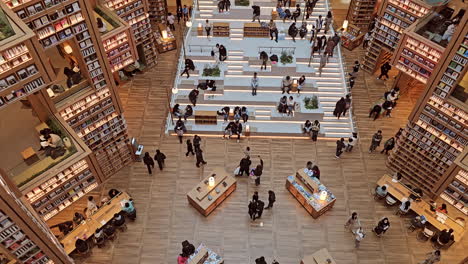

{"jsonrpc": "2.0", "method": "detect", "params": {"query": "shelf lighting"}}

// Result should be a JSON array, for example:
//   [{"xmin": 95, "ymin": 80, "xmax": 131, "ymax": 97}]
[
  {"xmin": 208, "ymin": 176, "xmax": 215, "ymax": 187},
  {"xmin": 186, "ymin": 21, "xmax": 192, "ymax": 28},
  {"xmin": 63, "ymin": 43, "xmax": 73, "ymax": 54},
  {"xmin": 161, "ymin": 30, "xmax": 168, "ymax": 39},
  {"xmin": 319, "ymin": 191, "xmax": 327, "ymax": 201},
  {"xmin": 342, "ymin": 20, "xmax": 349, "ymax": 30},
  {"xmin": 172, "ymin": 87, "xmax": 178, "ymax": 94}
]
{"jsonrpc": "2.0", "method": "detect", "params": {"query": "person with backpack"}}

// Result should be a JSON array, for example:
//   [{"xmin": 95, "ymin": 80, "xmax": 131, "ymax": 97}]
[
  {"xmin": 252, "ymin": 5, "xmax": 261, "ymax": 23},
  {"xmin": 288, "ymin": 22, "xmax": 298, "ymax": 42},
  {"xmin": 311, "ymin": 120, "xmax": 320, "ymax": 141},
  {"xmin": 265, "ymin": 190, "xmax": 276, "ymax": 209},
  {"xmin": 154, "ymin": 149, "xmax": 166, "ymax": 171},
  {"xmin": 378, "ymin": 62, "xmax": 391, "ymax": 80}
]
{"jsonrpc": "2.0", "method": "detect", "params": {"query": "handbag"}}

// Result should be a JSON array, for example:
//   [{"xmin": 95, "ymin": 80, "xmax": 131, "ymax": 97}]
[
  {"xmin": 234, "ymin": 167, "xmax": 240, "ymax": 175},
  {"xmin": 211, "ymin": 50, "xmax": 215, "ymax": 56}
]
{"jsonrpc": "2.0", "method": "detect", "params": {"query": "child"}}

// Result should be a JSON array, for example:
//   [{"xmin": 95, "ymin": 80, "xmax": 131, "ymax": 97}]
[
  {"xmin": 355, "ymin": 227, "xmax": 365, "ymax": 248},
  {"xmin": 186, "ymin": 139, "xmax": 194, "ymax": 156},
  {"xmin": 346, "ymin": 132, "xmax": 358, "ymax": 152}
]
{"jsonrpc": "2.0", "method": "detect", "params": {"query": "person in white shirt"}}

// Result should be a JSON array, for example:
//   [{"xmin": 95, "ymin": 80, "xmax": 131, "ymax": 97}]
[
  {"xmin": 345, "ymin": 132, "xmax": 358, "ymax": 152},
  {"xmin": 287, "ymin": 96, "xmax": 295, "ymax": 116},
  {"xmin": 442, "ymin": 22, "xmax": 457, "ymax": 42},
  {"xmin": 363, "ymin": 31, "xmax": 372, "ymax": 48},
  {"xmin": 251, "ymin": 72, "xmax": 259, "ymax": 96},
  {"xmin": 399, "ymin": 198, "xmax": 411, "ymax": 214},
  {"xmin": 87, "ymin": 196, "xmax": 98, "ymax": 214},
  {"xmin": 167, "ymin": 13, "xmax": 175, "ymax": 31},
  {"xmin": 355, "ymin": 227, "xmax": 365, "ymax": 248}
]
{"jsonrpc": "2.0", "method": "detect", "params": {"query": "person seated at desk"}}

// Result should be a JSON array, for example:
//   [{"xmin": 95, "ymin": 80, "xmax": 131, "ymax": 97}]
[
  {"xmin": 122, "ymin": 200, "xmax": 136, "ymax": 221},
  {"xmin": 436, "ymin": 203, "xmax": 448, "ymax": 214},
  {"xmin": 306, "ymin": 161, "xmax": 314, "ymax": 172},
  {"xmin": 73, "ymin": 212, "xmax": 85, "ymax": 225},
  {"xmin": 75, "ymin": 239, "xmax": 89, "ymax": 253},
  {"xmin": 103, "ymin": 224, "xmax": 116, "ymax": 239},
  {"xmin": 93, "ymin": 228, "xmax": 105, "ymax": 247},
  {"xmin": 434, "ymin": 228, "xmax": 454, "ymax": 245},
  {"xmin": 375, "ymin": 184, "xmax": 388, "ymax": 197},
  {"xmin": 108, "ymin": 188, "xmax": 121, "ymax": 199},
  {"xmin": 87, "ymin": 196, "xmax": 98, "ymax": 214},
  {"xmin": 393, "ymin": 172, "xmax": 402, "ymax": 182},
  {"xmin": 206, "ymin": 80, "xmax": 216, "ymax": 91},
  {"xmin": 312, "ymin": 165, "xmax": 320, "ymax": 180},
  {"xmin": 50, "ymin": 221, "xmax": 73, "ymax": 236},
  {"xmin": 411, "ymin": 215, "xmax": 427, "ymax": 230},
  {"xmin": 112, "ymin": 213, "xmax": 126, "ymax": 229},
  {"xmin": 399, "ymin": 198, "xmax": 411, "ymax": 214}
]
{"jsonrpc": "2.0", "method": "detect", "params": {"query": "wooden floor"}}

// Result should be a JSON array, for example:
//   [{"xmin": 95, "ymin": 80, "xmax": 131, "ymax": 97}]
[{"xmin": 47, "ymin": 23, "xmax": 468, "ymax": 264}]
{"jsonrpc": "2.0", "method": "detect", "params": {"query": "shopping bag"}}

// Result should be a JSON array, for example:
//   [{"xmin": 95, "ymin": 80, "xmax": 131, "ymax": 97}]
[{"xmin": 234, "ymin": 167, "xmax": 240, "ymax": 175}]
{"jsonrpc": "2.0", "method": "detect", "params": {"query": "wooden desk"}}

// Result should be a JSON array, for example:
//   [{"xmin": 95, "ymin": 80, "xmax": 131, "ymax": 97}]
[
  {"xmin": 377, "ymin": 174, "xmax": 465, "ymax": 241},
  {"xmin": 21, "ymin": 147, "xmax": 39, "ymax": 165},
  {"xmin": 301, "ymin": 248, "xmax": 336, "ymax": 264},
  {"xmin": 286, "ymin": 169, "xmax": 336, "ymax": 218},
  {"xmin": 187, "ymin": 244, "xmax": 223, "ymax": 264},
  {"xmin": 195, "ymin": 110, "xmax": 217, "ymax": 125},
  {"xmin": 187, "ymin": 167, "xmax": 237, "ymax": 216},
  {"xmin": 60, "ymin": 192, "xmax": 131, "ymax": 254}
]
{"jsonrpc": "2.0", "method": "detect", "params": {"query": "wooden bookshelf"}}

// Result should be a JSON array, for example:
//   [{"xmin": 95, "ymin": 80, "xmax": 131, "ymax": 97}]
[
  {"xmin": 213, "ymin": 22, "xmax": 229, "ymax": 37},
  {"xmin": 243, "ymin": 23, "xmax": 269, "ymax": 38},
  {"xmin": 154, "ymin": 24, "xmax": 176, "ymax": 53},
  {"xmin": 346, "ymin": 0, "xmax": 376, "ymax": 29},
  {"xmin": 148, "ymin": 0, "xmax": 168, "ymax": 24},
  {"xmin": 341, "ymin": 24, "xmax": 364, "ymax": 50},
  {"xmin": 102, "ymin": 30, "xmax": 135, "ymax": 72}
]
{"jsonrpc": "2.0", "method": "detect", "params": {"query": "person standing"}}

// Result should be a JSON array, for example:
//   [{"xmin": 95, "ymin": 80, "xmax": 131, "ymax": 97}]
[
  {"xmin": 324, "ymin": 11, "xmax": 332, "ymax": 34},
  {"xmin": 167, "ymin": 13, "xmax": 176, "ymax": 31},
  {"xmin": 238, "ymin": 156, "xmax": 251, "ymax": 176},
  {"xmin": 369, "ymin": 130, "xmax": 383, "ymax": 153},
  {"xmin": 343, "ymin": 94, "xmax": 351, "ymax": 117},
  {"xmin": 252, "ymin": 5, "xmax": 261, "ymax": 23},
  {"xmin": 318, "ymin": 52, "xmax": 327, "ymax": 76},
  {"xmin": 282, "ymin": 76, "xmax": 292, "ymax": 94},
  {"xmin": 256, "ymin": 200, "xmax": 265, "ymax": 218},
  {"xmin": 349, "ymin": 77, "xmax": 355, "ymax": 89},
  {"xmin": 269, "ymin": 19, "xmax": 278, "ymax": 42},
  {"xmin": 362, "ymin": 31, "xmax": 371, "ymax": 48},
  {"xmin": 219, "ymin": 45, "xmax": 227, "ymax": 61},
  {"xmin": 251, "ymin": 72, "xmax": 259, "ymax": 96},
  {"xmin": 345, "ymin": 212, "xmax": 361, "ymax": 234},
  {"xmin": 335, "ymin": 138, "xmax": 345, "ymax": 159},
  {"xmin": 225, "ymin": 0, "xmax": 231, "ymax": 11},
  {"xmin": 325, "ymin": 37, "xmax": 335, "ymax": 57},
  {"xmin": 378, "ymin": 62, "xmax": 391, "ymax": 80},
  {"xmin": 265, "ymin": 190, "xmax": 276, "ymax": 209},
  {"xmin": 186, "ymin": 139, "xmax": 195, "ymax": 156},
  {"xmin": 350, "ymin": 60, "xmax": 360, "ymax": 78},
  {"xmin": 143, "ymin": 152, "xmax": 155, "ymax": 175},
  {"xmin": 309, "ymin": 25, "xmax": 316, "ymax": 44},
  {"xmin": 381, "ymin": 137, "xmax": 395, "ymax": 154},
  {"xmin": 260, "ymin": 51, "xmax": 268, "ymax": 70},
  {"xmin": 288, "ymin": 23, "xmax": 298, "ymax": 42},
  {"xmin": 418, "ymin": 250, "xmax": 441, "ymax": 264},
  {"xmin": 346, "ymin": 132, "xmax": 358, "ymax": 152},
  {"xmin": 182, "ymin": 5, "xmax": 189, "ymax": 21},
  {"xmin": 195, "ymin": 148, "xmax": 207, "ymax": 167},
  {"xmin": 333, "ymin": 97, "xmax": 346, "ymax": 119},
  {"xmin": 205, "ymin": 19, "xmax": 212, "ymax": 40},
  {"xmin": 248, "ymin": 200, "xmax": 257, "ymax": 220},
  {"xmin": 316, "ymin": 15, "xmax": 323, "ymax": 33},
  {"xmin": 174, "ymin": 118, "xmax": 186, "ymax": 144},
  {"xmin": 154, "ymin": 149, "xmax": 166, "ymax": 171},
  {"xmin": 311, "ymin": 120, "xmax": 320, "ymax": 141},
  {"xmin": 354, "ymin": 227, "xmax": 365, "ymax": 248},
  {"xmin": 253, "ymin": 156, "xmax": 264, "ymax": 186},
  {"xmin": 252, "ymin": 191, "xmax": 259, "ymax": 202},
  {"xmin": 176, "ymin": 7, "xmax": 183, "ymax": 24}
]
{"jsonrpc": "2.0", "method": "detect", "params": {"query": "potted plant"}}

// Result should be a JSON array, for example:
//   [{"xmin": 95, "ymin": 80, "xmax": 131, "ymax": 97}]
[
  {"xmin": 280, "ymin": 51, "xmax": 293, "ymax": 65},
  {"xmin": 303, "ymin": 95, "xmax": 319, "ymax": 109},
  {"xmin": 202, "ymin": 64, "xmax": 221, "ymax": 77}
]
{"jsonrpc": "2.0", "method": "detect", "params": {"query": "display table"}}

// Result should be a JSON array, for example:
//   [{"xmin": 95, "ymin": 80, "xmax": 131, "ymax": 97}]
[
  {"xmin": 60, "ymin": 192, "xmax": 131, "ymax": 254},
  {"xmin": 213, "ymin": 22, "xmax": 229, "ymax": 37},
  {"xmin": 286, "ymin": 169, "xmax": 336, "ymax": 218},
  {"xmin": 188, "ymin": 244, "xmax": 224, "ymax": 264},
  {"xmin": 301, "ymin": 248, "xmax": 336, "ymax": 264},
  {"xmin": 21, "ymin": 147, "xmax": 39, "ymax": 165},
  {"xmin": 195, "ymin": 110, "xmax": 217, "ymax": 125},
  {"xmin": 187, "ymin": 167, "xmax": 236, "ymax": 216},
  {"xmin": 243, "ymin": 23, "xmax": 269, "ymax": 38},
  {"xmin": 341, "ymin": 24, "xmax": 364, "ymax": 51},
  {"xmin": 377, "ymin": 174, "xmax": 465, "ymax": 241}
]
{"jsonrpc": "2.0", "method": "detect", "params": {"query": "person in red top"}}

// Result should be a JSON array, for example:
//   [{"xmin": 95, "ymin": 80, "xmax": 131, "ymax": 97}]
[{"xmin": 436, "ymin": 203, "xmax": 448, "ymax": 214}]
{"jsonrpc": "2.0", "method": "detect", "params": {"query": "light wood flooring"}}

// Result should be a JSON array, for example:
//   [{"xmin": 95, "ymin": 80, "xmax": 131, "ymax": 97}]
[{"xmin": 48, "ymin": 23, "xmax": 467, "ymax": 264}]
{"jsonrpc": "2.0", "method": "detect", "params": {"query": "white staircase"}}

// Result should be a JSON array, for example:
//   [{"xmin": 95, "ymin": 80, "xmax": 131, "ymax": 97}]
[{"xmin": 230, "ymin": 28, "xmax": 243, "ymax": 40}]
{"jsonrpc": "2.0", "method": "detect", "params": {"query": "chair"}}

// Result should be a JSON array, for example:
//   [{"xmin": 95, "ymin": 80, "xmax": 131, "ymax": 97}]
[
  {"xmin": 93, "ymin": 236, "xmax": 106, "ymax": 248},
  {"xmin": 74, "ymin": 239, "xmax": 91, "ymax": 257},
  {"xmin": 396, "ymin": 208, "xmax": 408, "ymax": 216},
  {"xmin": 385, "ymin": 195, "xmax": 397, "ymax": 206},
  {"xmin": 408, "ymin": 218, "xmax": 424, "ymax": 232},
  {"xmin": 417, "ymin": 227, "xmax": 434, "ymax": 241}
]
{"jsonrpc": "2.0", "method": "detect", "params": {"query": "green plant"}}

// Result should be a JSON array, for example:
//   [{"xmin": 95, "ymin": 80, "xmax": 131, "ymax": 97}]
[
  {"xmin": 235, "ymin": 0, "xmax": 250, "ymax": 6},
  {"xmin": 304, "ymin": 96, "xmax": 319, "ymax": 109},
  {"xmin": 280, "ymin": 51, "xmax": 293, "ymax": 65},
  {"xmin": 0, "ymin": 9, "xmax": 15, "ymax": 41},
  {"xmin": 202, "ymin": 65, "xmax": 221, "ymax": 77}
]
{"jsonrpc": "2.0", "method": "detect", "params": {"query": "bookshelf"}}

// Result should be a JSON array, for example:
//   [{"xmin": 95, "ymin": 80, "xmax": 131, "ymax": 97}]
[
  {"xmin": 102, "ymin": 30, "xmax": 135, "ymax": 72},
  {"xmin": 441, "ymin": 169, "xmax": 468, "ymax": 215},
  {"xmin": 243, "ymin": 23, "xmax": 269, "ymax": 38},
  {"xmin": 154, "ymin": 24, "xmax": 176, "ymax": 53},
  {"xmin": 148, "ymin": 0, "xmax": 168, "ymax": 24},
  {"xmin": 345, "ymin": 0, "xmax": 376, "ymax": 29},
  {"xmin": 341, "ymin": 24, "xmax": 364, "ymax": 50},
  {"xmin": 213, "ymin": 22, "xmax": 229, "ymax": 37},
  {"xmin": 362, "ymin": 0, "xmax": 430, "ymax": 73},
  {"xmin": 102, "ymin": 0, "xmax": 158, "ymax": 68}
]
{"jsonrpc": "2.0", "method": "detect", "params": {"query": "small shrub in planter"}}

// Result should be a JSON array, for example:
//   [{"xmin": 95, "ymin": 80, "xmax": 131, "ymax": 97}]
[
  {"xmin": 202, "ymin": 65, "xmax": 221, "ymax": 77},
  {"xmin": 235, "ymin": 0, "xmax": 250, "ymax": 6},
  {"xmin": 280, "ymin": 51, "xmax": 293, "ymax": 65},
  {"xmin": 304, "ymin": 95, "xmax": 319, "ymax": 109}
]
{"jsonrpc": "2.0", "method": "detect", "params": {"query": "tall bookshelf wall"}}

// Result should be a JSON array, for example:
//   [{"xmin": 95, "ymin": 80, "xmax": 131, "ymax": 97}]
[
  {"xmin": 362, "ymin": 0, "xmax": 429, "ymax": 72},
  {"xmin": 103, "ymin": 0, "xmax": 158, "ymax": 68},
  {"xmin": 148, "ymin": 0, "xmax": 167, "ymax": 24},
  {"xmin": 346, "ymin": 0, "xmax": 376, "ymax": 29}
]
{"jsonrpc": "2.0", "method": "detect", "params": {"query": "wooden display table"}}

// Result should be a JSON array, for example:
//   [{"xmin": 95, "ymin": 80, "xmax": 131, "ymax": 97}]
[
  {"xmin": 341, "ymin": 24, "xmax": 364, "ymax": 51},
  {"xmin": 188, "ymin": 244, "xmax": 224, "ymax": 264},
  {"xmin": 213, "ymin": 22, "xmax": 229, "ymax": 37},
  {"xmin": 301, "ymin": 248, "xmax": 336, "ymax": 264},
  {"xmin": 187, "ymin": 167, "xmax": 236, "ymax": 216},
  {"xmin": 377, "ymin": 174, "xmax": 465, "ymax": 241},
  {"xmin": 243, "ymin": 23, "xmax": 269, "ymax": 38},
  {"xmin": 21, "ymin": 147, "xmax": 39, "ymax": 165},
  {"xmin": 60, "ymin": 192, "xmax": 131, "ymax": 254},
  {"xmin": 195, "ymin": 110, "xmax": 217, "ymax": 125},
  {"xmin": 286, "ymin": 169, "xmax": 336, "ymax": 218}
]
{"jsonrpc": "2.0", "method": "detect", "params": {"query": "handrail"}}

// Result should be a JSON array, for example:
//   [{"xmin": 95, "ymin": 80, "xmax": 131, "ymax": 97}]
[
  {"xmin": 258, "ymin": 46, "xmax": 296, "ymax": 55},
  {"xmin": 188, "ymin": 44, "xmax": 214, "ymax": 53}
]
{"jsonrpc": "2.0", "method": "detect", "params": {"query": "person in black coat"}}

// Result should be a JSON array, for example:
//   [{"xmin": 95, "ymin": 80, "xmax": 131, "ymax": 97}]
[
  {"xmin": 193, "ymin": 135, "xmax": 201, "ymax": 152},
  {"xmin": 154, "ymin": 149, "xmax": 166, "ymax": 170},
  {"xmin": 252, "ymin": 191, "xmax": 259, "ymax": 202},
  {"xmin": 378, "ymin": 62, "xmax": 392, "ymax": 80},
  {"xmin": 186, "ymin": 139, "xmax": 194, "ymax": 156},
  {"xmin": 253, "ymin": 156, "xmax": 264, "ymax": 186},
  {"xmin": 252, "ymin": 5, "xmax": 261, "ymax": 23},
  {"xmin": 316, "ymin": 36, "xmax": 323, "ymax": 51},
  {"xmin": 219, "ymin": 45, "xmax": 227, "ymax": 61},
  {"xmin": 333, "ymin": 97, "xmax": 346, "ymax": 119},
  {"xmin": 238, "ymin": 156, "xmax": 252, "ymax": 176},
  {"xmin": 369, "ymin": 104, "xmax": 382, "ymax": 120},
  {"xmin": 248, "ymin": 200, "xmax": 257, "ymax": 220},
  {"xmin": 256, "ymin": 200, "xmax": 265, "ymax": 218},
  {"xmin": 231, "ymin": 120, "xmax": 242, "ymax": 142},
  {"xmin": 255, "ymin": 257, "xmax": 267, "ymax": 264},
  {"xmin": 335, "ymin": 138, "xmax": 345, "ymax": 159},
  {"xmin": 184, "ymin": 105, "xmax": 193, "ymax": 121},
  {"xmin": 143, "ymin": 152, "xmax": 154, "ymax": 174},
  {"xmin": 292, "ymin": 4, "xmax": 301, "ymax": 23},
  {"xmin": 299, "ymin": 23, "xmax": 307, "ymax": 39},
  {"xmin": 195, "ymin": 148, "xmax": 207, "ymax": 167},
  {"xmin": 265, "ymin": 190, "xmax": 276, "ymax": 209},
  {"xmin": 189, "ymin": 89, "xmax": 199, "ymax": 106},
  {"xmin": 288, "ymin": 22, "xmax": 298, "ymax": 42}
]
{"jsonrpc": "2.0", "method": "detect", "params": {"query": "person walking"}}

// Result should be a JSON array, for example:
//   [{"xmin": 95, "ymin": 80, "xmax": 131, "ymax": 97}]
[
  {"xmin": 238, "ymin": 156, "xmax": 251, "ymax": 176},
  {"xmin": 333, "ymin": 97, "xmax": 346, "ymax": 119},
  {"xmin": 184, "ymin": 105, "xmax": 193, "ymax": 121},
  {"xmin": 287, "ymin": 96, "xmax": 295, "ymax": 116},
  {"xmin": 182, "ymin": 5, "xmax": 189, "ymax": 21},
  {"xmin": 335, "ymin": 138, "xmax": 345, "ymax": 159},
  {"xmin": 345, "ymin": 212, "xmax": 361, "ymax": 234},
  {"xmin": 154, "ymin": 150, "xmax": 166, "ymax": 170},
  {"xmin": 232, "ymin": 120, "xmax": 242, "ymax": 143},
  {"xmin": 343, "ymin": 94, "xmax": 351, "ymax": 117},
  {"xmin": 265, "ymin": 190, "xmax": 276, "ymax": 209},
  {"xmin": 252, "ymin": 191, "xmax": 259, "ymax": 202},
  {"xmin": 143, "ymin": 152, "xmax": 155, "ymax": 175},
  {"xmin": 248, "ymin": 200, "xmax": 258, "ymax": 220},
  {"xmin": 195, "ymin": 148, "xmax": 207, "ymax": 167},
  {"xmin": 345, "ymin": 132, "xmax": 358, "ymax": 152},
  {"xmin": 219, "ymin": 45, "xmax": 227, "ymax": 62},
  {"xmin": 186, "ymin": 139, "xmax": 195, "ymax": 156},
  {"xmin": 225, "ymin": 0, "xmax": 231, "ymax": 11},
  {"xmin": 369, "ymin": 130, "xmax": 383, "ymax": 153},
  {"xmin": 256, "ymin": 200, "xmax": 265, "ymax": 218},
  {"xmin": 369, "ymin": 104, "xmax": 382, "ymax": 120},
  {"xmin": 188, "ymin": 89, "xmax": 199, "ymax": 106},
  {"xmin": 167, "ymin": 13, "xmax": 176, "ymax": 31},
  {"xmin": 252, "ymin": 5, "xmax": 261, "ymax": 23},
  {"xmin": 362, "ymin": 31, "xmax": 371, "ymax": 48},
  {"xmin": 324, "ymin": 11, "xmax": 332, "ymax": 34},
  {"xmin": 311, "ymin": 120, "xmax": 320, "ymax": 141},
  {"xmin": 180, "ymin": 63, "xmax": 191, "ymax": 78},
  {"xmin": 316, "ymin": 15, "xmax": 323, "ymax": 33},
  {"xmin": 288, "ymin": 22, "xmax": 298, "ymax": 42},
  {"xmin": 193, "ymin": 135, "xmax": 201, "ymax": 152},
  {"xmin": 373, "ymin": 217, "xmax": 390, "ymax": 236},
  {"xmin": 299, "ymin": 23, "xmax": 307, "ymax": 39},
  {"xmin": 174, "ymin": 118, "xmax": 186, "ymax": 144},
  {"xmin": 378, "ymin": 62, "xmax": 391, "ymax": 80},
  {"xmin": 260, "ymin": 51, "xmax": 268, "ymax": 70},
  {"xmin": 269, "ymin": 19, "xmax": 278, "ymax": 42},
  {"xmin": 381, "ymin": 137, "xmax": 395, "ymax": 154},
  {"xmin": 354, "ymin": 227, "xmax": 365, "ymax": 248},
  {"xmin": 419, "ymin": 250, "xmax": 441, "ymax": 264},
  {"xmin": 281, "ymin": 76, "xmax": 292, "ymax": 94},
  {"xmin": 297, "ymin": 75, "xmax": 305, "ymax": 94},
  {"xmin": 205, "ymin": 19, "xmax": 212, "ymax": 40},
  {"xmin": 176, "ymin": 7, "xmax": 183, "ymax": 24},
  {"xmin": 251, "ymin": 72, "xmax": 259, "ymax": 95},
  {"xmin": 349, "ymin": 77, "xmax": 355, "ymax": 90},
  {"xmin": 253, "ymin": 156, "xmax": 264, "ymax": 186},
  {"xmin": 325, "ymin": 37, "xmax": 335, "ymax": 57},
  {"xmin": 318, "ymin": 52, "xmax": 327, "ymax": 76},
  {"xmin": 349, "ymin": 60, "xmax": 360, "ymax": 78}
]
